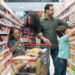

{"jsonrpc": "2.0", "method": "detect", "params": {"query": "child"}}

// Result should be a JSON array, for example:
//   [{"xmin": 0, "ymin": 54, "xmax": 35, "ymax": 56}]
[
  {"xmin": 8, "ymin": 28, "xmax": 24, "ymax": 56},
  {"xmin": 54, "ymin": 26, "xmax": 75, "ymax": 75}
]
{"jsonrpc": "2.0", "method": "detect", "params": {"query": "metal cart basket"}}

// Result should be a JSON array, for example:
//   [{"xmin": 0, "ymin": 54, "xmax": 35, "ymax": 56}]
[{"xmin": 9, "ymin": 44, "xmax": 51, "ymax": 75}]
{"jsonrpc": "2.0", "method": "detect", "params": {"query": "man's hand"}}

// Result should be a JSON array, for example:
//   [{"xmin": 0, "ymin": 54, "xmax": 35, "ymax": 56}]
[
  {"xmin": 42, "ymin": 37, "xmax": 51, "ymax": 44},
  {"xmin": 37, "ymin": 32, "xmax": 51, "ymax": 44}
]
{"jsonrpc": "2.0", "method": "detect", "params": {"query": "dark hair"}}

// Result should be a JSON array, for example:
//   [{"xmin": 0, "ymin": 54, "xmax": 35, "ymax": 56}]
[
  {"xmin": 44, "ymin": 4, "xmax": 53, "ymax": 13},
  {"xmin": 23, "ymin": 12, "xmax": 41, "ymax": 34},
  {"xmin": 56, "ymin": 26, "xmax": 67, "ymax": 37},
  {"xmin": 9, "ymin": 28, "xmax": 20, "ymax": 41}
]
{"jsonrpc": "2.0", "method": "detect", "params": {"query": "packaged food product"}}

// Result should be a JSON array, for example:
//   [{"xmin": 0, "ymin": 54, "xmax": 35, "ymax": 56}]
[
  {"xmin": 26, "ymin": 48, "xmax": 41, "ymax": 57},
  {"xmin": 0, "ymin": 55, "xmax": 4, "ymax": 62},
  {"xmin": 4, "ymin": 60, "xmax": 10, "ymax": 68},
  {"xmin": 11, "ymin": 59, "xmax": 28, "ymax": 73},
  {"xmin": 0, "ymin": 65, "xmax": 5, "ymax": 74}
]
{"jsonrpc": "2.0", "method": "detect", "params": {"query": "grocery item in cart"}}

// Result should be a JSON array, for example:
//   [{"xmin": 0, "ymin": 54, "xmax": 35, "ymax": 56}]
[
  {"xmin": 12, "ymin": 55, "xmax": 32, "ymax": 60},
  {"xmin": 26, "ymin": 48, "xmax": 42, "ymax": 57},
  {"xmin": 10, "ymin": 44, "xmax": 50, "ymax": 75},
  {"xmin": 11, "ymin": 58, "xmax": 39, "ymax": 75},
  {"xmin": 11, "ymin": 59, "xmax": 28, "ymax": 73}
]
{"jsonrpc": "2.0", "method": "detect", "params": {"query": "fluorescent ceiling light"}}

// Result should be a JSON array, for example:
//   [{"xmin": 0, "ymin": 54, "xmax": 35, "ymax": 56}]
[{"xmin": 20, "ymin": 7, "xmax": 24, "ymax": 8}]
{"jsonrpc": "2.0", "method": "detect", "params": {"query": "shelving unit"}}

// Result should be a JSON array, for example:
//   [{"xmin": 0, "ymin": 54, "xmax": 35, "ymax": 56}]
[
  {"xmin": 0, "ymin": 0, "xmax": 23, "ymax": 25},
  {"xmin": 1, "ymin": 64, "xmax": 11, "ymax": 75},
  {"xmin": 0, "ymin": 49, "xmax": 9, "ymax": 56},
  {"xmin": 0, "ymin": 54, "xmax": 12, "ymax": 67},
  {"xmin": 71, "ymin": 52, "xmax": 75, "ymax": 56},
  {"xmin": 0, "ymin": 0, "xmax": 21, "ymax": 75},
  {"xmin": 0, "ymin": 12, "xmax": 20, "ymax": 26},
  {"xmin": 0, "ymin": 30, "xmax": 9, "ymax": 34},
  {"xmin": 58, "ymin": 1, "xmax": 75, "ymax": 23},
  {"xmin": 0, "ymin": 41, "xmax": 7, "ymax": 45},
  {"xmin": 58, "ymin": 0, "xmax": 75, "ymax": 75},
  {"xmin": 67, "ymin": 68, "xmax": 75, "ymax": 75},
  {"xmin": 68, "ymin": 60, "xmax": 75, "ymax": 67}
]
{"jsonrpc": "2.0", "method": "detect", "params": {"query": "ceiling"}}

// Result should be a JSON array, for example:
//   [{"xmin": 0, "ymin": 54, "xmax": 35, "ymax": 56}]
[
  {"xmin": 6, "ymin": 2, "xmax": 60, "ymax": 12},
  {"xmin": 5, "ymin": 1, "xmax": 61, "ymax": 17},
  {"xmin": 5, "ymin": 0, "xmax": 59, "ymax": 2}
]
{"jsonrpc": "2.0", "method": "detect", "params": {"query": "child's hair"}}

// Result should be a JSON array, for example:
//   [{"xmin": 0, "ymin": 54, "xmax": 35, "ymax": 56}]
[
  {"xmin": 9, "ymin": 28, "xmax": 21, "ymax": 40},
  {"xmin": 57, "ymin": 26, "xmax": 67, "ymax": 37}
]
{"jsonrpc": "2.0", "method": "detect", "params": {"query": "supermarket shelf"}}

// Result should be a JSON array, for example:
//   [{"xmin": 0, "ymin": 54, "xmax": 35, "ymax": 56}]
[
  {"xmin": 71, "ymin": 52, "xmax": 75, "ymax": 56},
  {"xmin": 68, "ymin": 60, "xmax": 75, "ymax": 67},
  {"xmin": 0, "ymin": 22, "xmax": 13, "ymax": 27},
  {"xmin": 67, "ymin": 21, "xmax": 75, "ymax": 24},
  {"xmin": 58, "ymin": 1, "xmax": 75, "ymax": 17},
  {"xmin": 0, "ymin": 12, "xmax": 21, "ymax": 26},
  {"xmin": 1, "ymin": 64, "xmax": 11, "ymax": 75},
  {"xmin": 0, "ymin": 1, "xmax": 22, "ymax": 24},
  {"xmin": 15, "ymin": 25, "xmax": 20, "ymax": 29},
  {"xmin": 0, "ymin": 41, "xmax": 7, "ymax": 45},
  {"xmin": 0, "ymin": 49, "xmax": 9, "ymax": 56},
  {"xmin": 0, "ymin": 30, "xmax": 9, "ymax": 34},
  {"xmin": 70, "ymin": 42, "xmax": 75, "ymax": 45},
  {"xmin": 59, "ymin": 12, "xmax": 71, "ymax": 19},
  {"xmin": 0, "ymin": 54, "xmax": 12, "ymax": 67},
  {"xmin": 67, "ymin": 68, "xmax": 75, "ymax": 75},
  {"xmin": 59, "ymin": 10, "xmax": 75, "ymax": 19}
]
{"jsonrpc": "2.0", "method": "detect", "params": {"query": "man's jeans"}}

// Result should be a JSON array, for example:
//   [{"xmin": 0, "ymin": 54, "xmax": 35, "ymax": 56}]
[
  {"xmin": 47, "ymin": 48, "xmax": 59, "ymax": 75},
  {"xmin": 54, "ymin": 57, "xmax": 67, "ymax": 75}
]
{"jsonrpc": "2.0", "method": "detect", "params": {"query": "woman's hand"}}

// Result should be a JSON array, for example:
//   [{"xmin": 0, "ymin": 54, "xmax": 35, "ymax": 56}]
[{"xmin": 16, "ymin": 40, "xmax": 23, "ymax": 45}]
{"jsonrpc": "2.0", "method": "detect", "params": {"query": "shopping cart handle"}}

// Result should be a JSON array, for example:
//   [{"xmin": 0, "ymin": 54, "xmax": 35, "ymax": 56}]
[
  {"xmin": 9, "ymin": 58, "xmax": 37, "ymax": 62},
  {"xmin": 23, "ymin": 44, "xmax": 52, "ymax": 47},
  {"xmin": 28, "ymin": 59, "xmax": 37, "ymax": 62}
]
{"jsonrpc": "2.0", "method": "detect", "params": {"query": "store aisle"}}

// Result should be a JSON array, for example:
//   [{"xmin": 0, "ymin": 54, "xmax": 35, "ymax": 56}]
[{"xmin": 50, "ymin": 56, "xmax": 54, "ymax": 75}]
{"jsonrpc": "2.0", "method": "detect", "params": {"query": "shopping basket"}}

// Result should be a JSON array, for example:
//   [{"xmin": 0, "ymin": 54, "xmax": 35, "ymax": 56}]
[{"xmin": 9, "ymin": 44, "xmax": 52, "ymax": 75}]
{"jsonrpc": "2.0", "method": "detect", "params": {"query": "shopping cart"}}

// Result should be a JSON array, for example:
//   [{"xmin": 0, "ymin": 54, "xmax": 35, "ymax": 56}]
[{"xmin": 9, "ymin": 44, "xmax": 52, "ymax": 75}]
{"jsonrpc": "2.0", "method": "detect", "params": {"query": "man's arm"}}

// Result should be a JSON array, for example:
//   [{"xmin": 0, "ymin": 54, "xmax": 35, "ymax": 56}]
[
  {"xmin": 57, "ymin": 19, "xmax": 68, "ymax": 27},
  {"xmin": 37, "ymin": 32, "xmax": 51, "ymax": 44}
]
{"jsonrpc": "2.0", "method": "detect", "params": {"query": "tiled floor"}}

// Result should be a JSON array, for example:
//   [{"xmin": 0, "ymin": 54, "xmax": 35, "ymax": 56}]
[{"xmin": 50, "ymin": 56, "xmax": 54, "ymax": 75}]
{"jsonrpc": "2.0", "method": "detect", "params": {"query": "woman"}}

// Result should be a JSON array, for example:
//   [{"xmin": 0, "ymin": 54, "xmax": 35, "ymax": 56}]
[{"xmin": 21, "ymin": 12, "xmax": 42, "ymax": 44}]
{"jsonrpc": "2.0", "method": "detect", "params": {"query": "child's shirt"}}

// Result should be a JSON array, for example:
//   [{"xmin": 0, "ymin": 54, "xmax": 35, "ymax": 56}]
[
  {"xmin": 8, "ymin": 38, "xmax": 25, "ymax": 56},
  {"xmin": 57, "ymin": 35, "xmax": 70, "ymax": 59}
]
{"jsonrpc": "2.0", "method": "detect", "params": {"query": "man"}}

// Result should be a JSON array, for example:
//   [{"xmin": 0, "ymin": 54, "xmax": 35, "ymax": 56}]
[{"xmin": 39, "ymin": 4, "xmax": 68, "ymax": 75}]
